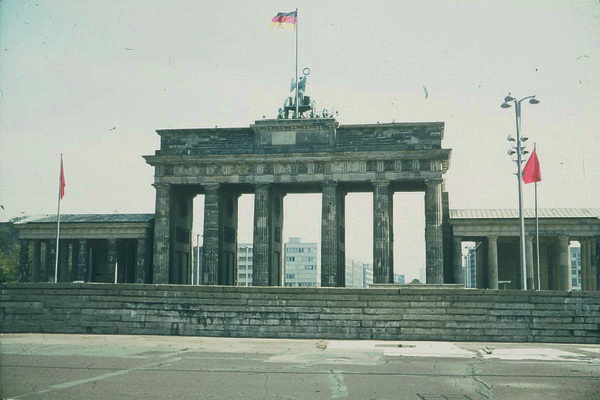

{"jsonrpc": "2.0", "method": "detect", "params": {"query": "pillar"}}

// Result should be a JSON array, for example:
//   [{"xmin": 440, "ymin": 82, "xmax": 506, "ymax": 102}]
[
  {"xmin": 581, "ymin": 239, "xmax": 589, "ymax": 291},
  {"xmin": 525, "ymin": 236, "xmax": 534, "ymax": 290},
  {"xmin": 321, "ymin": 182, "xmax": 346, "ymax": 287},
  {"xmin": 453, "ymin": 236, "xmax": 463, "ymax": 284},
  {"xmin": 591, "ymin": 238, "xmax": 597, "ymax": 291},
  {"xmin": 135, "ymin": 238, "xmax": 147, "ymax": 283},
  {"xmin": 475, "ymin": 241, "xmax": 486, "ymax": 289},
  {"xmin": 425, "ymin": 180, "xmax": 444, "ymax": 284},
  {"xmin": 218, "ymin": 188, "xmax": 240, "ymax": 285},
  {"xmin": 58, "ymin": 241, "xmax": 69, "ymax": 282},
  {"xmin": 31, "ymin": 240, "xmax": 41, "ymax": 282},
  {"xmin": 557, "ymin": 236, "xmax": 571, "ymax": 291},
  {"xmin": 372, "ymin": 181, "xmax": 393, "ymax": 284},
  {"xmin": 45, "ymin": 240, "xmax": 56, "ymax": 282},
  {"xmin": 442, "ymin": 191, "xmax": 454, "ymax": 283},
  {"xmin": 547, "ymin": 238, "xmax": 558, "ymax": 290},
  {"xmin": 252, "ymin": 184, "xmax": 284, "ymax": 286},
  {"xmin": 152, "ymin": 183, "xmax": 171, "ymax": 284},
  {"xmin": 487, "ymin": 236, "xmax": 498, "ymax": 289},
  {"xmin": 107, "ymin": 239, "xmax": 117, "ymax": 283},
  {"xmin": 19, "ymin": 239, "xmax": 29, "ymax": 282},
  {"xmin": 76, "ymin": 240, "xmax": 88, "ymax": 281},
  {"xmin": 202, "ymin": 184, "xmax": 220, "ymax": 285},
  {"xmin": 582, "ymin": 238, "xmax": 595, "ymax": 292}
]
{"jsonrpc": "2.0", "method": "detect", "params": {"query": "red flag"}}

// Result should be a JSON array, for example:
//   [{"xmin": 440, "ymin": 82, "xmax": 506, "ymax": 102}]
[
  {"xmin": 60, "ymin": 158, "xmax": 66, "ymax": 199},
  {"xmin": 522, "ymin": 149, "xmax": 541, "ymax": 184}
]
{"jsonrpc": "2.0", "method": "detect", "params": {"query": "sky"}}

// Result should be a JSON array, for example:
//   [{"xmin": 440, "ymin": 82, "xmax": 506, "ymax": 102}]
[{"xmin": 1, "ymin": 1, "xmax": 599, "ymax": 281}]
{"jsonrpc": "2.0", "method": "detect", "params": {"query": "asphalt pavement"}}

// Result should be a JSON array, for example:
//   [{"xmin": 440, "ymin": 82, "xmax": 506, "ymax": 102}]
[{"xmin": 1, "ymin": 334, "xmax": 599, "ymax": 399}]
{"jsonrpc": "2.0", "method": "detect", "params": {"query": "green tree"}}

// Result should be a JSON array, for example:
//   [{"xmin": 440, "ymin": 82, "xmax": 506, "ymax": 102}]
[{"xmin": 0, "ymin": 220, "xmax": 22, "ymax": 283}]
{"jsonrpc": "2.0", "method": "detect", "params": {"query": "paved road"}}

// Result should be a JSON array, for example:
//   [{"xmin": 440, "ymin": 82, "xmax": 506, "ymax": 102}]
[{"xmin": 1, "ymin": 334, "xmax": 599, "ymax": 399}]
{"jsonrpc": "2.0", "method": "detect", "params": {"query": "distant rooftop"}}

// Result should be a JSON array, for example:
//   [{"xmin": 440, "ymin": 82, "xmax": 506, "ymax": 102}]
[
  {"xmin": 450, "ymin": 209, "xmax": 600, "ymax": 219},
  {"xmin": 15, "ymin": 214, "xmax": 155, "ymax": 224}
]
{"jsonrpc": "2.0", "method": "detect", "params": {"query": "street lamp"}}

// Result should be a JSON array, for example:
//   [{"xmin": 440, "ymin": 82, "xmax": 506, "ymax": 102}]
[{"xmin": 502, "ymin": 94, "xmax": 540, "ymax": 290}]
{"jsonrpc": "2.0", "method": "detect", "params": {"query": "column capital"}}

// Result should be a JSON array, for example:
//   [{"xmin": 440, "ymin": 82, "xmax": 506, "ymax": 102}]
[
  {"xmin": 203, "ymin": 183, "xmax": 220, "ymax": 192},
  {"xmin": 322, "ymin": 181, "xmax": 339, "ymax": 188},
  {"xmin": 152, "ymin": 182, "xmax": 170, "ymax": 189},
  {"xmin": 371, "ymin": 180, "xmax": 391, "ymax": 187},
  {"xmin": 424, "ymin": 179, "xmax": 444, "ymax": 186},
  {"xmin": 525, "ymin": 235, "xmax": 534, "ymax": 243},
  {"xmin": 487, "ymin": 235, "xmax": 499, "ymax": 241}
]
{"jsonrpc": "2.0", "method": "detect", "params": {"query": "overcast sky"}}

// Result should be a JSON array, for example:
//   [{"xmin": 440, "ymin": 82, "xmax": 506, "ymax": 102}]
[{"xmin": 1, "ymin": 1, "xmax": 598, "ymax": 281}]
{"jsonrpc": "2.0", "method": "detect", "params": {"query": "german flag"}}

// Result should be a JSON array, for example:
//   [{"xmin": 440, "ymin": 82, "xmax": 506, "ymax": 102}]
[{"xmin": 270, "ymin": 11, "xmax": 297, "ymax": 30}]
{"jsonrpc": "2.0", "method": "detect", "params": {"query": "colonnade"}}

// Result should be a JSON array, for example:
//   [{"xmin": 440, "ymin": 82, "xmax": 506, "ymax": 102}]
[
  {"xmin": 454, "ymin": 234, "xmax": 598, "ymax": 291},
  {"xmin": 153, "ymin": 180, "xmax": 446, "ymax": 286},
  {"xmin": 19, "ymin": 238, "xmax": 148, "ymax": 283}
]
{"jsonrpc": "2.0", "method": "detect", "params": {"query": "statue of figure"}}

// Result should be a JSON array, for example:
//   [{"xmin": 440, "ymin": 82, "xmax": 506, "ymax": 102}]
[{"xmin": 279, "ymin": 69, "xmax": 316, "ymax": 119}]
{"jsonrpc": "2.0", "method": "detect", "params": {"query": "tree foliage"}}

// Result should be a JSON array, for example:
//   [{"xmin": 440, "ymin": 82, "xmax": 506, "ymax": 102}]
[{"xmin": 0, "ymin": 220, "xmax": 21, "ymax": 283}]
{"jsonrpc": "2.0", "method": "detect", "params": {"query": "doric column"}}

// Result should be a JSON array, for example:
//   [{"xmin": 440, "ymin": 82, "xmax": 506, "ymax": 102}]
[
  {"xmin": 152, "ymin": 183, "xmax": 171, "ymax": 284},
  {"xmin": 107, "ymin": 239, "xmax": 117, "ymax": 283},
  {"xmin": 76, "ymin": 240, "xmax": 88, "ymax": 282},
  {"xmin": 525, "ymin": 236, "xmax": 534, "ymax": 290},
  {"xmin": 425, "ymin": 180, "xmax": 444, "ymax": 284},
  {"xmin": 557, "ymin": 236, "xmax": 571, "ymax": 291},
  {"xmin": 58, "ymin": 241, "xmax": 69, "ymax": 282},
  {"xmin": 253, "ymin": 184, "xmax": 270, "ymax": 286},
  {"xmin": 31, "ymin": 240, "xmax": 41, "ymax": 282},
  {"xmin": 19, "ymin": 239, "xmax": 29, "ymax": 282},
  {"xmin": 217, "ymin": 188, "xmax": 240, "ymax": 286},
  {"xmin": 581, "ymin": 239, "xmax": 589, "ymax": 291},
  {"xmin": 487, "ymin": 236, "xmax": 499, "ymax": 289},
  {"xmin": 321, "ymin": 182, "xmax": 346, "ymax": 287},
  {"xmin": 453, "ymin": 236, "xmax": 464, "ymax": 284},
  {"xmin": 45, "ymin": 240, "xmax": 56, "ymax": 282},
  {"xmin": 251, "ymin": 184, "xmax": 285, "ymax": 286},
  {"xmin": 202, "ymin": 184, "xmax": 220, "ymax": 285},
  {"xmin": 135, "ymin": 238, "xmax": 147, "ymax": 283},
  {"xmin": 590, "ymin": 238, "xmax": 597, "ymax": 291},
  {"xmin": 372, "ymin": 181, "xmax": 393, "ymax": 284}
]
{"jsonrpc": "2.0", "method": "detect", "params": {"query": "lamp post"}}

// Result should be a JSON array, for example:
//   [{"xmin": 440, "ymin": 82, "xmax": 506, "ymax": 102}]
[{"xmin": 502, "ymin": 94, "xmax": 540, "ymax": 290}]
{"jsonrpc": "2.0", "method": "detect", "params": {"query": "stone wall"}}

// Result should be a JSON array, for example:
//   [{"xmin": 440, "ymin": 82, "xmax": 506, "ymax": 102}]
[{"xmin": 1, "ymin": 283, "xmax": 598, "ymax": 344}]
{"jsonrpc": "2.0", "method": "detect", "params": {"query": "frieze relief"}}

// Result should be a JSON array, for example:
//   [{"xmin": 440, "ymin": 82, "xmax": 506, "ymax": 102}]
[{"xmin": 159, "ymin": 158, "xmax": 439, "ymax": 178}]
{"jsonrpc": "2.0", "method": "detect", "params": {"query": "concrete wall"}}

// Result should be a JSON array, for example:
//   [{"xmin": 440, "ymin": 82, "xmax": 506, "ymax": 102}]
[{"xmin": 1, "ymin": 283, "xmax": 598, "ymax": 344}]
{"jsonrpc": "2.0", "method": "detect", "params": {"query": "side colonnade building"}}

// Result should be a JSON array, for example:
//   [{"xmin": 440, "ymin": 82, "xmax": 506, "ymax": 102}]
[{"xmin": 450, "ymin": 209, "xmax": 600, "ymax": 291}]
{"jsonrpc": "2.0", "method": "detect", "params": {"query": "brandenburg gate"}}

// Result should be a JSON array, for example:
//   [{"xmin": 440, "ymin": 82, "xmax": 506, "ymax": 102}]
[{"xmin": 144, "ymin": 118, "xmax": 452, "ymax": 286}]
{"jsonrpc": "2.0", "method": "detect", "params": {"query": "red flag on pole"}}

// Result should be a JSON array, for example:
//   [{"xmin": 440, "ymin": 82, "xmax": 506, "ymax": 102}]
[
  {"xmin": 522, "ymin": 149, "xmax": 541, "ymax": 184},
  {"xmin": 60, "ymin": 158, "xmax": 66, "ymax": 199}
]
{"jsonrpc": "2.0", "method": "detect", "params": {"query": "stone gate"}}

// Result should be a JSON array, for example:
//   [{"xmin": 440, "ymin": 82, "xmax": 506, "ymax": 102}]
[{"xmin": 144, "ymin": 118, "xmax": 452, "ymax": 286}]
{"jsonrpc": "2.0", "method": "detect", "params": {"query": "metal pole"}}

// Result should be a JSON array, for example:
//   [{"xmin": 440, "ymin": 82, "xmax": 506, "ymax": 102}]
[
  {"xmin": 295, "ymin": 8, "xmax": 299, "ymax": 118},
  {"xmin": 515, "ymin": 101, "xmax": 527, "ymax": 290},
  {"xmin": 54, "ymin": 154, "xmax": 63, "ymax": 283},
  {"xmin": 535, "ymin": 181, "xmax": 540, "ymax": 290},
  {"xmin": 535, "ymin": 143, "xmax": 540, "ymax": 290}
]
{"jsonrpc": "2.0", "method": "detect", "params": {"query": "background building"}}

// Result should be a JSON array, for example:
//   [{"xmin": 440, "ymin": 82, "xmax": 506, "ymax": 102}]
[
  {"xmin": 463, "ymin": 245, "xmax": 477, "ymax": 289},
  {"xmin": 345, "ymin": 258, "xmax": 373, "ymax": 288},
  {"xmin": 570, "ymin": 246, "xmax": 581, "ymax": 291},
  {"xmin": 237, "ymin": 243, "xmax": 253, "ymax": 286},
  {"xmin": 284, "ymin": 238, "xmax": 318, "ymax": 287}
]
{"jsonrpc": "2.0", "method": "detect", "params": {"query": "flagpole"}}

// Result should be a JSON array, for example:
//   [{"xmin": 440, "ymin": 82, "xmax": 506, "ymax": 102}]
[
  {"xmin": 54, "ymin": 153, "xmax": 63, "ymax": 283},
  {"xmin": 295, "ymin": 8, "xmax": 299, "ymax": 118},
  {"xmin": 534, "ymin": 143, "xmax": 541, "ymax": 290}
]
